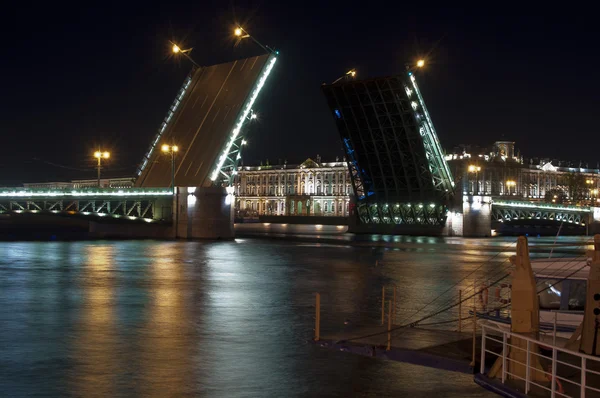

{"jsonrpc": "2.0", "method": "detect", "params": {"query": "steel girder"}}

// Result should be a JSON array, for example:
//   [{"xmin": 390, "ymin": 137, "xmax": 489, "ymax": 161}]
[
  {"xmin": 0, "ymin": 198, "xmax": 163, "ymax": 220},
  {"xmin": 491, "ymin": 206, "xmax": 586, "ymax": 225},
  {"xmin": 356, "ymin": 202, "xmax": 447, "ymax": 226}
]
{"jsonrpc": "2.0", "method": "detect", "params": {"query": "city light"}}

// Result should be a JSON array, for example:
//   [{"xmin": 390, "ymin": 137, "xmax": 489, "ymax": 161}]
[
  {"xmin": 161, "ymin": 144, "xmax": 178, "ymax": 153},
  {"xmin": 506, "ymin": 180, "xmax": 516, "ymax": 186},
  {"xmin": 234, "ymin": 27, "xmax": 243, "ymax": 37},
  {"xmin": 169, "ymin": 41, "xmax": 199, "ymax": 67},
  {"xmin": 417, "ymin": 59, "xmax": 425, "ymax": 68},
  {"xmin": 346, "ymin": 69, "xmax": 356, "ymax": 77},
  {"xmin": 94, "ymin": 151, "xmax": 110, "ymax": 159},
  {"xmin": 468, "ymin": 165, "xmax": 481, "ymax": 173},
  {"xmin": 162, "ymin": 144, "xmax": 179, "ymax": 192}
]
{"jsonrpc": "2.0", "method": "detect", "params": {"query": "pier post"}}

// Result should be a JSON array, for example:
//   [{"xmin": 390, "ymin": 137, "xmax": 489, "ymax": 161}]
[
  {"xmin": 393, "ymin": 285, "xmax": 397, "ymax": 324},
  {"xmin": 381, "ymin": 286, "xmax": 385, "ymax": 325},
  {"xmin": 580, "ymin": 234, "xmax": 600, "ymax": 355},
  {"xmin": 458, "ymin": 290, "xmax": 462, "ymax": 332},
  {"xmin": 386, "ymin": 300, "xmax": 392, "ymax": 351},
  {"xmin": 470, "ymin": 306, "xmax": 476, "ymax": 367},
  {"xmin": 314, "ymin": 293, "xmax": 321, "ymax": 341}
]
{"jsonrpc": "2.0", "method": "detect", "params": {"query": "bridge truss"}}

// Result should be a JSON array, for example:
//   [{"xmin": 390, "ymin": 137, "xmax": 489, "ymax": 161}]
[
  {"xmin": 322, "ymin": 70, "xmax": 454, "ymax": 226},
  {"xmin": 0, "ymin": 189, "xmax": 173, "ymax": 222},
  {"xmin": 491, "ymin": 200, "xmax": 589, "ymax": 226}
]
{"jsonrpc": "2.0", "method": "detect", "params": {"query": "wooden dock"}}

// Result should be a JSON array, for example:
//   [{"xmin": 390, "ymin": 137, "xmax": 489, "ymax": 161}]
[{"xmin": 314, "ymin": 324, "xmax": 485, "ymax": 374}]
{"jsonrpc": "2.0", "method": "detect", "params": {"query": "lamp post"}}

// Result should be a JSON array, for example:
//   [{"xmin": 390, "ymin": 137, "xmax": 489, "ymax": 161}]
[
  {"xmin": 468, "ymin": 165, "xmax": 481, "ymax": 194},
  {"xmin": 405, "ymin": 59, "xmax": 426, "ymax": 73},
  {"xmin": 506, "ymin": 180, "xmax": 516, "ymax": 196},
  {"xmin": 94, "ymin": 151, "xmax": 110, "ymax": 187},
  {"xmin": 332, "ymin": 69, "xmax": 357, "ymax": 84},
  {"xmin": 161, "ymin": 144, "xmax": 179, "ymax": 193},
  {"xmin": 587, "ymin": 179, "xmax": 595, "ymax": 204},
  {"xmin": 234, "ymin": 26, "xmax": 273, "ymax": 53},
  {"xmin": 170, "ymin": 41, "xmax": 200, "ymax": 67}
]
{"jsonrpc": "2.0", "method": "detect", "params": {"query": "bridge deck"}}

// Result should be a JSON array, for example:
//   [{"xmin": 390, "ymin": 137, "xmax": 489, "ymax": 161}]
[{"xmin": 135, "ymin": 54, "xmax": 272, "ymax": 188}]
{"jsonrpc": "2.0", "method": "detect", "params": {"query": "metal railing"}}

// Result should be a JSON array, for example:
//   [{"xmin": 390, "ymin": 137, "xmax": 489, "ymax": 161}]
[{"xmin": 480, "ymin": 324, "xmax": 600, "ymax": 397}]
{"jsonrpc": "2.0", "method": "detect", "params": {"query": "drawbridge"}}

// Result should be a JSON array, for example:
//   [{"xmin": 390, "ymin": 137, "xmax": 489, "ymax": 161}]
[
  {"xmin": 322, "ymin": 70, "xmax": 454, "ymax": 228},
  {"xmin": 135, "ymin": 53, "xmax": 277, "ymax": 188}
]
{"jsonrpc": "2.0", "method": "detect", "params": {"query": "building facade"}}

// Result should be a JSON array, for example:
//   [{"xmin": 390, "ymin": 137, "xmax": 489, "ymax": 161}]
[
  {"xmin": 447, "ymin": 141, "xmax": 600, "ymax": 205},
  {"xmin": 232, "ymin": 157, "xmax": 352, "ymax": 218}
]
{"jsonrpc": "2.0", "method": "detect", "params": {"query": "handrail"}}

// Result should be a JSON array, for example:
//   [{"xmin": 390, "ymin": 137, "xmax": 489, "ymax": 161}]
[
  {"xmin": 0, "ymin": 188, "xmax": 173, "ymax": 197},
  {"xmin": 480, "ymin": 323, "xmax": 600, "ymax": 397},
  {"xmin": 482, "ymin": 324, "xmax": 600, "ymax": 362}
]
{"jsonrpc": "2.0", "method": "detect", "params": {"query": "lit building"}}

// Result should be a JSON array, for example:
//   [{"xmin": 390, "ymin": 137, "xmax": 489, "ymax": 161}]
[
  {"xmin": 232, "ymin": 156, "xmax": 352, "ymax": 218},
  {"xmin": 446, "ymin": 141, "xmax": 600, "ymax": 204}
]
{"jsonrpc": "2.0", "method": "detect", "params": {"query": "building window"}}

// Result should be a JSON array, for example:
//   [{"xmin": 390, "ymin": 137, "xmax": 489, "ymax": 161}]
[{"xmin": 324, "ymin": 202, "xmax": 329, "ymax": 212}]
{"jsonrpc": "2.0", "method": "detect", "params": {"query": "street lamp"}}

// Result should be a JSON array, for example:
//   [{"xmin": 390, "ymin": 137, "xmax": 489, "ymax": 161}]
[
  {"xmin": 233, "ymin": 26, "xmax": 273, "ymax": 53},
  {"xmin": 94, "ymin": 151, "xmax": 110, "ymax": 187},
  {"xmin": 170, "ymin": 41, "xmax": 200, "ymax": 67},
  {"xmin": 468, "ymin": 165, "xmax": 481, "ymax": 194},
  {"xmin": 161, "ymin": 144, "xmax": 179, "ymax": 193},
  {"xmin": 506, "ymin": 180, "xmax": 517, "ymax": 196},
  {"xmin": 417, "ymin": 59, "xmax": 425, "ymax": 68},
  {"xmin": 332, "ymin": 69, "xmax": 357, "ymax": 84}
]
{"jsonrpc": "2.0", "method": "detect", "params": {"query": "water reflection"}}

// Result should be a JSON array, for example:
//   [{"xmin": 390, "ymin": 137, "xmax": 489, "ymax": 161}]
[
  {"xmin": 0, "ymin": 238, "xmax": 550, "ymax": 396},
  {"xmin": 70, "ymin": 245, "xmax": 118, "ymax": 396},
  {"xmin": 136, "ymin": 243, "xmax": 194, "ymax": 397}
]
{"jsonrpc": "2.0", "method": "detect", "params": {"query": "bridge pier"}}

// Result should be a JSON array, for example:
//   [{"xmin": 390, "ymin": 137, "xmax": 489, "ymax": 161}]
[
  {"xmin": 461, "ymin": 195, "xmax": 492, "ymax": 237},
  {"xmin": 174, "ymin": 186, "xmax": 234, "ymax": 239}
]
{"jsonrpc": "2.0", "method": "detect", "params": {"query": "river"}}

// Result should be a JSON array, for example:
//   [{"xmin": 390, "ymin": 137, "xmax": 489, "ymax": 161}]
[{"xmin": 1, "ymin": 236, "xmax": 591, "ymax": 396}]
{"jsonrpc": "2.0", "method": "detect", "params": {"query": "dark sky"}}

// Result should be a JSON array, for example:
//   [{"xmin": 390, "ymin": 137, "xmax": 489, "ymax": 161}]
[{"xmin": 2, "ymin": 3, "xmax": 599, "ymax": 185}]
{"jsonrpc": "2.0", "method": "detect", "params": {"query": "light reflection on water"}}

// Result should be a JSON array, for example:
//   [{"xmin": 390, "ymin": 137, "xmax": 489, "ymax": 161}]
[{"xmin": 2, "ymin": 237, "xmax": 582, "ymax": 396}]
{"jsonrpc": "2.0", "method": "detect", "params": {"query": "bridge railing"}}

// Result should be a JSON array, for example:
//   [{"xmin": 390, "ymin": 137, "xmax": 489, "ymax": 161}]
[
  {"xmin": 492, "ymin": 199, "xmax": 591, "ymax": 213},
  {"xmin": 0, "ymin": 188, "xmax": 173, "ymax": 198}
]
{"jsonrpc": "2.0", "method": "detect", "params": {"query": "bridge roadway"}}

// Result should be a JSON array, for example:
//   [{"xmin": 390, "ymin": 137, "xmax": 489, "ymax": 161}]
[{"xmin": 135, "ymin": 53, "xmax": 275, "ymax": 188}]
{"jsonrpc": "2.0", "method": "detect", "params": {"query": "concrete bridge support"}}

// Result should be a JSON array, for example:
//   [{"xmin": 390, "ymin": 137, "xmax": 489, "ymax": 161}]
[
  {"xmin": 175, "ymin": 186, "xmax": 234, "ymax": 239},
  {"xmin": 462, "ymin": 195, "xmax": 492, "ymax": 237}
]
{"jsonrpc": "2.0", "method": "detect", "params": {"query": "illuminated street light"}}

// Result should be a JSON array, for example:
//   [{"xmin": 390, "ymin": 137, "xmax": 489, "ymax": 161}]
[
  {"xmin": 170, "ymin": 40, "xmax": 200, "ymax": 67},
  {"xmin": 162, "ymin": 144, "xmax": 179, "ymax": 193},
  {"xmin": 417, "ymin": 59, "xmax": 425, "ymax": 68},
  {"xmin": 332, "ymin": 69, "xmax": 357, "ymax": 84},
  {"xmin": 94, "ymin": 151, "xmax": 110, "ymax": 187},
  {"xmin": 506, "ymin": 180, "xmax": 516, "ymax": 196},
  {"xmin": 233, "ymin": 26, "xmax": 272, "ymax": 53},
  {"xmin": 467, "ymin": 165, "xmax": 481, "ymax": 194}
]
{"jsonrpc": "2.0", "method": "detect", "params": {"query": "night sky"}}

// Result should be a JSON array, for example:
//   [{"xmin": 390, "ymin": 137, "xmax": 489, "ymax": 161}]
[{"xmin": 2, "ymin": 3, "xmax": 599, "ymax": 185}]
